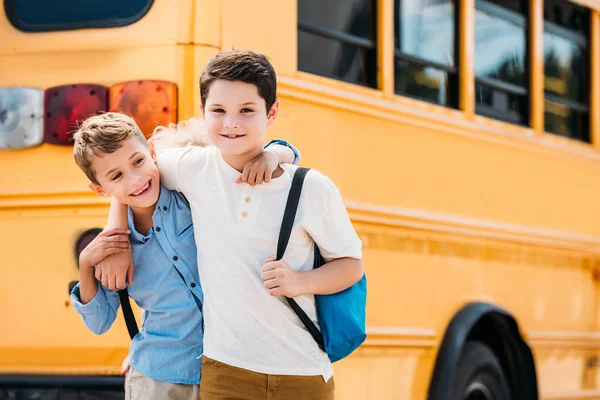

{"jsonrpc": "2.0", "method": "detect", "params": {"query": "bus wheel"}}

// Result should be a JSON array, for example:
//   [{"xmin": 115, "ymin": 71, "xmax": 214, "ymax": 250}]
[{"xmin": 450, "ymin": 341, "xmax": 512, "ymax": 400}]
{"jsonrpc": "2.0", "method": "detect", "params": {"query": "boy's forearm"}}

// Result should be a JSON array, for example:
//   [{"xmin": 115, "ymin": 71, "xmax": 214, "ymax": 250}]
[
  {"xmin": 78, "ymin": 266, "xmax": 99, "ymax": 304},
  {"xmin": 107, "ymin": 197, "xmax": 128, "ymax": 228},
  {"xmin": 266, "ymin": 144, "xmax": 295, "ymax": 165},
  {"xmin": 299, "ymin": 257, "xmax": 364, "ymax": 295}
]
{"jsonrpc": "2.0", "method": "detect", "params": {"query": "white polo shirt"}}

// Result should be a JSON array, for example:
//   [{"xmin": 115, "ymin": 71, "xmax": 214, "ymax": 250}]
[{"xmin": 157, "ymin": 145, "xmax": 362, "ymax": 381}]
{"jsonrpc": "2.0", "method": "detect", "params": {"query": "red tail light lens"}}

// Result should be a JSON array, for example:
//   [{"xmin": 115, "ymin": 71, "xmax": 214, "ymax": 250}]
[
  {"xmin": 44, "ymin": 84, "xmax": 108, "ymax": 146},
  {"xmin": 0, "ymin": 87, "xmax": 44, "ymax": 149},
  {"xmin": 109, "ymin": 80, "xmax": 177, "ymax": 138}
]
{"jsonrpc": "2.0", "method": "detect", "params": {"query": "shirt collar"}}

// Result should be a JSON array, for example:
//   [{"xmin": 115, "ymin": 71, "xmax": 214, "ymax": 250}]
[{"xmin": 127, "ymin": 185, "xmax": 170, "ymax": 244}]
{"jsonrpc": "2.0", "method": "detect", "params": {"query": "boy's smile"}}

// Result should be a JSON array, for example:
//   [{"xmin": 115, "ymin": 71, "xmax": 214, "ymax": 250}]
[{"xmin": 89, "ymin": 137, "xmax": 161, "ymax": 212}]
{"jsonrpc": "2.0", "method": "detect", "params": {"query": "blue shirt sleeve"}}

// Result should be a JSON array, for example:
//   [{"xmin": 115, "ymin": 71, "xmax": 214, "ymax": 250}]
[
  {"xmin": 265, "ymin": 139, "xmax": 301, "ymax": 165},
  {"xmin": 70, "ymin": 282, "xmax": 121, "ymax": 335}
]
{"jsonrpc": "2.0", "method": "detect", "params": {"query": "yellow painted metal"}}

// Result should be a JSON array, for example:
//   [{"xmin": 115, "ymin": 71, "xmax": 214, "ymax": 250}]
[
  {"xmin": 591, "ymin": 11, "xmax": 600, "ymax": 148},
  {"xmin": 377, "ymin": 0, "xmax": 394, "ymax": 96},
  {"xmin": 530, "ymin": 0, "xmax": 544, "ymax": 135},
  {"xmin": 459, "ymin": 0, "xmax": 475, "ymax": 119},
  {"xmin": 2, "ymin": 0, "xmax": 600, "ymax": 399}
]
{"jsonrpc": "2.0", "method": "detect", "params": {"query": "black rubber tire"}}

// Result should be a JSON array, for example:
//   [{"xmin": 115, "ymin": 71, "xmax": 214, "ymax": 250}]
[{"xmin": 449, "ymin": 341, "xmax": 512, "ymax": 400}]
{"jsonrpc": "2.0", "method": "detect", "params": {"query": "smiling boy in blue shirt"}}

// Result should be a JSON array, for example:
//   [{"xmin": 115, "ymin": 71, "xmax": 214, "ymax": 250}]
[{"xmin": 69, "ymin": 112, "xmax": 299, "ymax": 400}]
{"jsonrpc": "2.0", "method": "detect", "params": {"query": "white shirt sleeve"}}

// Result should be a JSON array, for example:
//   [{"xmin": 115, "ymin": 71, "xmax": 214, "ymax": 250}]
[
  {"xmin": 156, "ymin": 146, "xmax": 205, "ymax": 191},
  {"xmin": 302, "ymin": 170, "xmax": 362, "ymax": 262}
]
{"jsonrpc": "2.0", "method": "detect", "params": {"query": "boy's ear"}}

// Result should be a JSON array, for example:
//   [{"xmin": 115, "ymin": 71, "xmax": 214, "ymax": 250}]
[
  {"xmin": 198, "ymin": 102, "xmax": 205, "ymax": 118},
  {"xmin": 148, "ymin": 139, "xmax": 157, "ymax": 163},
  {"xmin": 88, "ymin": 182, "xmax": 108, "ymax": 197},
  {"xmin": 267, "ymin": 100, "xmax": 279, "ymax": 126}
]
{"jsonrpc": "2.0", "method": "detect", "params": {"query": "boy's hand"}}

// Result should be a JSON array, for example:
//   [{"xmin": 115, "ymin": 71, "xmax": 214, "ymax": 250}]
[
  {"xmin": 236, "ymin": 151, "xmax": 280, "ymax": 186},
  {"xmin": 261, "ymin": 255, "xmax": 306, "ymax": 297},
  {"xmin": 120, "ymin": 355, "xmax": 131, "ymax": 377},
  {"xmin": 79, "ymin": 227, "xmax": 130, "ymax": 271},
  {"xmin": 95, "ymin": 249, "xmax": 135, "ymax": 291}
]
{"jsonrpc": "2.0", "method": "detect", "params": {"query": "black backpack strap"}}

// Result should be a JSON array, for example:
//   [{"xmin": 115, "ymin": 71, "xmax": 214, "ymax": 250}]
[
  {"xmin": 277, "ymin": 167, "xmax": 325, "ymax": 352},
  {"xmin": 117, "ymin": 288, "xmax": 139, "ymax": 339}
]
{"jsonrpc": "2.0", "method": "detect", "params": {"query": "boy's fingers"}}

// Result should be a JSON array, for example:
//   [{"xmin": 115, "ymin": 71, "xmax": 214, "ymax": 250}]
[
  {"xmin": 264, "ymin": 171, "xmax": 271, "ymax": 183},
  {"xmin": 241, "ymin": 165, "xmax": 250, "ymax": 183},
  {"xmin": 127, "ymin": 265, "xmax": 134, "ymax": 286},
  {"xmin": 115, "ymin": 273, "xmax": 127, "ymax": 291},
  {"xmin": 95, "ymin": 268, "xmax": 102, "ymax": 281},
  {"xmin": 264, "ymin": 255, "xmax": 277, "ymax": 263},
  {"xmin": 248, "ymin": 169, "xmax": 259, "ymax": 186},
  {"xmin": 261, "ymin": 270, "xmax": 277, "ymax": 281},
  {"xmin": 254, "ymin": 167, "xmax": 265, "ymax": 185},
  {"xmin": 102, "ymin": 228, "xmax": 130, "ymax": 236},
  {"xmin": 261, "ymin": 262, "xmax": 277, "ymax": 272},
  {"xmin": 235, "ymin": 176, "xmax": 243, "ymax": 184},
  {"xmin": 263, "ymin": 278, "xmax": 278, "ymax": 289}
]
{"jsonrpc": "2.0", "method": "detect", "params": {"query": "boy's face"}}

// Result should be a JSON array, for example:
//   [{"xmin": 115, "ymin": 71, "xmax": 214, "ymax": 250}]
[
  {"xmin": 202, "ymin": 80, "xmax": 278, "ymax": 158},
  {"xmin": 89, "ymin": 137, "xmax": 161, "ymax": 209}
]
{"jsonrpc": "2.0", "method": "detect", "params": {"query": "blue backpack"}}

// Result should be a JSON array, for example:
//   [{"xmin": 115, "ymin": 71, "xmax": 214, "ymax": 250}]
[{"xmin": 277, "ymin": 167, "xmax": 367, "ymax": 362}]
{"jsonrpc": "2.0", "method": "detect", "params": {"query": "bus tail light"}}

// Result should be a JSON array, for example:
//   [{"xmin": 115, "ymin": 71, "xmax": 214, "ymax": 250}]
[
  {"xmin": 44, "ymin": 84, "xmax": 108, "ymax": 146},
  {"xmin": 0, "ymin": 87, "xmax": 44, "ymax": 149},
  {"xmin": 109, "ymin": 80, "xmax": 177, "ymax": 138}
]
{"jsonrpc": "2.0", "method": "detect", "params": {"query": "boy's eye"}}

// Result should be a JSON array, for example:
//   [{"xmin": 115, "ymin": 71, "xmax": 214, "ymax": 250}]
[
  {"xmin": 111, "ymin": 172, "xmax": 122, "ymax": 181},
  {"xmin": 241, "ymin": 108, "xmax": 254, "ymax": 114},
  {"xmin": 212, "ymin": 108, "xmax": 225, "ymax": 113},
  {"xmin": 133, "ymin": 157, "xmax": 144, "ymax": 166}
]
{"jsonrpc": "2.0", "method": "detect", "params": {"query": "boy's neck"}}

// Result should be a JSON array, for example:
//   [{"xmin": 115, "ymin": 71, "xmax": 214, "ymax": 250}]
[
  {"xmin": 130, "ymin": 203, "xmax": 157, "ymax": 236},
  {"xmin": 221, "ymin": 147, "xmax": 264, "ymax": 173}
]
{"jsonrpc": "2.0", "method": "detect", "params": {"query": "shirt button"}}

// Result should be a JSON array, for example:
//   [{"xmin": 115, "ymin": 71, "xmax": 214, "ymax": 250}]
[
  {"xmin": 245, "ymin": 197, "xmax": 251, "ymax": 203},
  {"xmin": 191, "ymin": 283, "xmax": 196, "ymax": 288},
  {"xmin": 241, "ymin": 211, "xmax": 248, "ymax": 218},
  {"xmin": 173, "ymin": 256, "xmax": 179, "ymax": 261},
  {"xmin": 163, "ymin": 206, "xmax": 167, "ymax": 211},
  {"xmin": 156, "ymin": 227, "xmax": 161, "ymax": 232}
]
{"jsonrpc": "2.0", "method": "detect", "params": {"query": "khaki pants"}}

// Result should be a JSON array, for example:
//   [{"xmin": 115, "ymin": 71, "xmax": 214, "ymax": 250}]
[
  {"xmin": 126, "ymin": 367, "xmax": 200, "ymax": 400},
  {"xmin": 200, "ymin": 356, "xmax": 335, "ymax": 400}
]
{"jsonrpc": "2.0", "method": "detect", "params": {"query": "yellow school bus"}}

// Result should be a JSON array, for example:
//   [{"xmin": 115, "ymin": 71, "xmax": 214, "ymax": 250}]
[{"xmin": 2, "ymin": 0, "xmax": 600, "ymax": 398}]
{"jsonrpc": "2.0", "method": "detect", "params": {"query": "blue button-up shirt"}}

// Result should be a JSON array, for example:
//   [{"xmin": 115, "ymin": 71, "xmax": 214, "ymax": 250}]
[
  {"xmin": 71, "ymin": 187, "xmax": 204, "ymax": 384},
  {"xmin": 70, "ymin": 139, "xmax": 300, "ymax": 384}
]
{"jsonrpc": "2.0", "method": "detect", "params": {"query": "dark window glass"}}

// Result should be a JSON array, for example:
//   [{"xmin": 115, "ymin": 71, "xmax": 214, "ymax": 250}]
[
  {"xmin": 5, "ymin": 0, "xmax": 153, "ymax": 32},
  {"xmin": 298, "ymin": 0, "xmax": 377, "ymax": 88},
  {"xmin": 395, "ymin": 61, "xmax": 452, "ymax": 106},
  {"xmin": 475, "ymin": 0, "xmax": 528, "ymax": 124},
  {"xmin": 394, "ymin": 0, "xmax": 457, "ymax": 107},
  {"xmin": 543, "ymin": 0, "xmax": 589, "ymax": 141}
]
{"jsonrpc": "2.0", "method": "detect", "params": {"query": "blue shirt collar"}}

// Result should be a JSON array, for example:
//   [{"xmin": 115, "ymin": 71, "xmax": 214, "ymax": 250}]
[{"xmin": 127, "ymin": 185, "xmax": 170, "ymax": 244}]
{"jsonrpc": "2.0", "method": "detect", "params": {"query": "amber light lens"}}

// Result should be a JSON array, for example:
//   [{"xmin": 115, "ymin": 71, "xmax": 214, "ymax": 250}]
[
  {"xmin": 109, "ymin": 80, "xmax": 177, "ymax": 138},
  {"xmin": 44, "ymin": 84, "xmax": 108, "ymax": 146}
]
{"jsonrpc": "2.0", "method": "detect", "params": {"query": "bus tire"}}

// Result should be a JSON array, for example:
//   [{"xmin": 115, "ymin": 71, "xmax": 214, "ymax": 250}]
[{"xmin": 450, "ymin": 340, "xmax": 512, "ymax": 400}]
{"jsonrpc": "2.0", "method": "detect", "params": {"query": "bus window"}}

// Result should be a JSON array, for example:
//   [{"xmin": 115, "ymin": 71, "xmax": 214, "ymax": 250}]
[
  {"xmin": 4, "ymin": 0, "xmax": 153, "ymax": 32},
  {"xmin": 394, "ymin": 0, "xmax": 457, "ymax": 107},
  {"xmin": 475, "ymin": 0, "xmax": 527, "ymax": 125},
  {"xmin": 543, "ymin": 0, "xmax": 589, "ymax": 142},
  {"xmin": 298, "ymin": 0, "xmax": 377, "ymax": 88}
]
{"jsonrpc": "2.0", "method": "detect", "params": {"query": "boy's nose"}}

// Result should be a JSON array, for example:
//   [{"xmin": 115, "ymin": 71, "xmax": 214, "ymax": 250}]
[{"xmin": 223, "ymin": 116, "xmax": 239, "ymax": 129}]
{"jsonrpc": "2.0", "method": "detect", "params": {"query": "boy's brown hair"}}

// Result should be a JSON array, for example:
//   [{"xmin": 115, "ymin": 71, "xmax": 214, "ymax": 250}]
[
  {"xmin": 73, "ymin": 112, "xmax": 147, "ymax": 184},
  {"xmin": 199, "ymin": 49, "xmax": 277, "ymax": 113}
]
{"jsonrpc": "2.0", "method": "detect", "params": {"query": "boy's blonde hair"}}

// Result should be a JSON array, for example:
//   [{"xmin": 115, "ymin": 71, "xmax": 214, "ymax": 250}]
[
  {"xmin": 151, "ymin": 117, "xmax": 211, "ymax": 150},
  {"xmin": 73, "ymin": 112, "xmax": 147, "ymax": 185}
]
